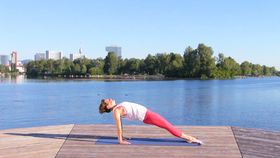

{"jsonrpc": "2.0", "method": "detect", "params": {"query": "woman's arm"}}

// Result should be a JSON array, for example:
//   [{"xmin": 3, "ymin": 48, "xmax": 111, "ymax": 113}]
[{"xmin": 113, "ymin": 108, "xmax": 130, "ymax": 145}]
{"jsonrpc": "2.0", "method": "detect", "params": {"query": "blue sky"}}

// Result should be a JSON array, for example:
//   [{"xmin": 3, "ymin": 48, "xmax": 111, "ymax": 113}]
[{"xmin": 0, "ymin": 0, "xmax": 279, "ymax": 69}]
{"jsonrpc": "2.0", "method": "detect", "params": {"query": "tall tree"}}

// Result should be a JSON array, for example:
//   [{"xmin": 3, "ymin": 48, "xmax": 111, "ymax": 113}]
[
  {"xmin": 183, "ymin": 46, "xmax": 200, "ymax": 77},
  {"xmin": 144, "ymin": 54, "xmax": 159, "ymax": 75},
  {"xmin": 91, "ymin": 58, "xmax": 104, "ymax": 75},
  {"xmin": 216, "ymin": 53, "xmax": 225, "ymax": 67},
  {"xmin": 73, "ymin": 64, "xmax": 81, "ymax": 75},
  {"xmin": 157, "ymin": 53, "xmax": 170, "ymax": 74},
  {"xmin": 166, "ymin": 53, "xmax": 183, "ymax": 77},
  {"xmin": 197, "ymin": 44, "xmax": 216, "ymax": 78},
  {"xmin": 252, "ymin": 64, "xmax": 263, "ymax": 76},
  {"xmin": 104, "ymin": 52, "xmax": 118, "ymax": 75},
  {"xmin": 126, "ymin": 58, "xmax": 141, "ymax": 74},
  {"xmin": 240, "ymin": 61, "xmax": 252, "ymax": 76}
]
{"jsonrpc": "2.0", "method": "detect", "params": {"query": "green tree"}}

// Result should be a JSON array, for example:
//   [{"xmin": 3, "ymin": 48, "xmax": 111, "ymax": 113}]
[
  {"xmin": 53, "ymin": 60, "xmax": 63, "ymax": 75},
  {"xmin": 89, "ymin": 67, "xmax": 102, "ymax": 75},
  {"xmin": 124, "ymin": 58, "xmax": 141, "ymax": 74},
  {"xmin": 252, "ymin": 64, "xmax": 263, "ymax": 76},
  {"xmin": 240, "ymin": 61, "xmax": 252, "ymax": 76},
  {"xmin": 270, "ymin": 67, "xmax": 276, "ymax": 75},
  {"xmin": 81, "ymin": 64, "xmax": 87, "ymax": 75},
  {"xmin": 61, "ymin": 58, "xmax": 73, "ymax": 75},
  {"xmin": 197, "ymin": 44, "xmax": 216, "ymax": 78},
  {"xmin": 10, "ymin": 63, "xmax": 17, "ymax": 72},
  {"xmin": 0, "ymin": 65, "xmax": 9, "ymax": 73},
  {"xmin": 74, "ymin": 58, "xmax": 92, "ymax": 73},
  {"xmin": 183, "ymin": 46, "xmax": 200, "ymax": 78},
  {"xmin": 26, "ymin": 61, "xmax": 39, "ymax": 77},
  {"xmin": 216, "ymin": 53, "xmax": 225, "ymax": 67},
  {"xmin": 165, "ymin": 53, "xmax": 183, "ymax": 77},
  {"xmin": 91, "ymin": 58, "xmax": 104, "ymax": 75},
  {"xmin": 263, "ymin": 65, "xmax": 271, "ymax": 76},
  {"xmin": 144, "ymin": 54, "xmax": 159, "ymax": 75},
  {"xmin": 45, "ymin": 59, "xmax": 55, "ymax": 75},
  {"xmin": 104, "ymin": 52, "xmax": 118, "ymax": 75},
  {"xmin": 214, "ymin": 53, "xmax": 241, "ymax": 78},
  {"xmin": 73, "ymin": 64, "xmax": 81, "ymax": 75},
  {"xmin": 157, "ymin": 53, "xmax": 170, "ymax": 74},
  {"xmin": 139, "ymin": 59, "xmax": 146, "ymax": 74},
  {"xmin": 117, "ymin": 58, "xmax": 127, "ymax": 74}
]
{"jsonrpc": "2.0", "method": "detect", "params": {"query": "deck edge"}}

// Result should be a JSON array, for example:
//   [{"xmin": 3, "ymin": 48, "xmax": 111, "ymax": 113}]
[
  {"xmin": 231, "ymin": 126, "xmax": 243, "ymax": 158},
  {"xmin": 54, "ymin": 124, "xmax": 75, "ymax": 158}
]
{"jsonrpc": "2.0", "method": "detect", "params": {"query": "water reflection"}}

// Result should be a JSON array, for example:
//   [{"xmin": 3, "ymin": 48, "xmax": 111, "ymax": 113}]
[{"xmin": 0, "ymin": 75, "xmax": 26, "ymax": 84}]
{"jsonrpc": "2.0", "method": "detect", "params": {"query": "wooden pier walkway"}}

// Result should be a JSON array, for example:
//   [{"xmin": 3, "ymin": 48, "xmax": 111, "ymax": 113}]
[{"xmin": 0, "ymin": 124, "xmax": 279, "ymax": 158}]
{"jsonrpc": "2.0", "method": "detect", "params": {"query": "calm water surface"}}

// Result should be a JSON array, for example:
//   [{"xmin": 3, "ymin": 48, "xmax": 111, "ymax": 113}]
[{"xmin": 1, "ymin": 76, "xmax": 280, "ymax": 131}]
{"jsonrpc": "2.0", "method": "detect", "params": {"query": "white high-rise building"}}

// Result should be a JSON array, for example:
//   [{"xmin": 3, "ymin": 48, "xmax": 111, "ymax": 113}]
[
  {"xmin": 105, "ymin": 46, "xmax": 122, "ymax": 57},
  {"xmin": 70, "ymin": 53, "xmax": 84, "ymax": 61},
  {"xmin": 70, "ymin": 48, "xmax": 85, "ymax": 61},
  {"xmin": 11, "ymin": 51, "xmax": 17, "ymax": 64},
  {"xmin": 34, "ymin": 53, "xmax": 46, "ymax": 61},
  {"xmin": 46, "ymin": 50, "xmax": 62, "ymax": 60}
]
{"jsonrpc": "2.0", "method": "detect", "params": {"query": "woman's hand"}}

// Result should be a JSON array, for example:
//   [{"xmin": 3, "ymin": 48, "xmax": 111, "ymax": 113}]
[{"xmin": 119, "ymin": 140, "xmax": 131, "ymax": 145}]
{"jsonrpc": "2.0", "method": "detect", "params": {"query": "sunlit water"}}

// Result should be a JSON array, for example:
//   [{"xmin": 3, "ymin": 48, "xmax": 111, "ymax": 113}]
[{"xmin": 1, "ymin": 76, "xmax": 280, "ymax": 131}]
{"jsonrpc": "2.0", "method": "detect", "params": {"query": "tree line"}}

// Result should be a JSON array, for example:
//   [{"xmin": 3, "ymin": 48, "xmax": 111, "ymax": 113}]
[
  {"xmin": 0, "ymin": 65, "xmax": 10, "ymax": 73},
  {"xmin": 25, "ymin": 43, "xmax": 278, "ymax": 79}
]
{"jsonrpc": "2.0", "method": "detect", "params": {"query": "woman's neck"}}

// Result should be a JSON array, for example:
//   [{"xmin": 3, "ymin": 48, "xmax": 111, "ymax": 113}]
[{"xmin": 111, "ymin": 104, "xmax": 117, "ymax": 110}]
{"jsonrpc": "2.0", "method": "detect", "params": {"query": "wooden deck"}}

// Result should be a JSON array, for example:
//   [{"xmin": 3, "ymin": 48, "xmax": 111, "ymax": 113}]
[
  {"xmin": 232, "ymin": 127, "xmax": 280, "ymax": 158},
  {"xmin": 0, "ymin": 125, "xmax": 279, "ymax": 158}
]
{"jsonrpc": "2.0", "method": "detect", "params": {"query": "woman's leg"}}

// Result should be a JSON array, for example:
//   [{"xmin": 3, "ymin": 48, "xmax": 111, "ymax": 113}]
[
  {"xmin": 143, "ymin": 110, "xmax": 202, "ymax": 144},
  {"xmin": 143, "ymin": 110, "xmax": 182, "ymax": 137}
]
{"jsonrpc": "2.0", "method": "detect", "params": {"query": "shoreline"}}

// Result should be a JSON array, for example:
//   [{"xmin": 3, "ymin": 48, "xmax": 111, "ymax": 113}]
[{"xmin": 1, "ymin": 74, "xmax": 279, "ymax": 81}]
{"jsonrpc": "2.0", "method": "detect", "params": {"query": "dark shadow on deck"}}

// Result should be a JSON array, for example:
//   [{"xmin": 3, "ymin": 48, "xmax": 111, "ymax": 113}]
[
  {"xmin": 5, "ymin": 133, "xmax": 115, "ymax": 142},
  {"xmin": 5, "ymin": 133, "xmax": 191, "ymax": 144}
]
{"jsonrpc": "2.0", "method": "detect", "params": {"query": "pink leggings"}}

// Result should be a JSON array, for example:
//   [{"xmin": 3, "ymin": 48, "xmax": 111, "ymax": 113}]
[{"xmin": 143, "ymin": 110, "xmax": 182, "ymax": 138}]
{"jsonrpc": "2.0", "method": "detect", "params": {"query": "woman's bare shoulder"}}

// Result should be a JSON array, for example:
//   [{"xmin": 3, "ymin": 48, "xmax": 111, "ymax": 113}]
[{"xmin": 113, "ymin": 106, "xmax": 125, "ymax": 115}]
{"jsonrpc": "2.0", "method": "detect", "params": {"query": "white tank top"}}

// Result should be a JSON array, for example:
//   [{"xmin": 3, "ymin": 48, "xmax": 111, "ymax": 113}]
[{"xmin": 114, "ymin": 101, "xmax": 147, "ymax": 121}]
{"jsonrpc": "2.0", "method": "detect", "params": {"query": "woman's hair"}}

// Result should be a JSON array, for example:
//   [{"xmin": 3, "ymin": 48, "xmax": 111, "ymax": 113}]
[{"xmin": 99, "ymin": 99, "xmax": 112, "ymax": 114}]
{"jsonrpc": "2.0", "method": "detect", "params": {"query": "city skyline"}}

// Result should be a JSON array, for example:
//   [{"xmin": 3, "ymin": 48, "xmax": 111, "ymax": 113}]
[{"xmin": 0, "ymin": 0, "xmax": 280, "ymax": 69}]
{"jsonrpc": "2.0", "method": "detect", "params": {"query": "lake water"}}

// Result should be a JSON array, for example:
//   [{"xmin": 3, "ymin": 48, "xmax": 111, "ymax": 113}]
[{"xmin": 1, "ymin": 76, "xmax": 280, "ymax": 131}]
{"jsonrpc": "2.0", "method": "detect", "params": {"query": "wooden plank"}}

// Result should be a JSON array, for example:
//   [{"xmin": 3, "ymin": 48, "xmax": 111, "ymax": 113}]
[
  {"xmin": 232, "ymin": 126, "xmax": 280, "ymax": 158},
  {"xmin": 0, "ymin": 124, "xmax": 74, "ymax": 158}
]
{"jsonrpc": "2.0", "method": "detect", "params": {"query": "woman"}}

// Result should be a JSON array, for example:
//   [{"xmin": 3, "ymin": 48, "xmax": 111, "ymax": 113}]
[{"xmin": 99, "ymin": 98, "xmax": 203, "ymax": 145}]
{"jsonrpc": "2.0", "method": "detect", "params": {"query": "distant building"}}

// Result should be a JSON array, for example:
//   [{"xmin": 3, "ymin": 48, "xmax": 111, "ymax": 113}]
[
  {"xmin": 70, "ymin": 53, "xmax": 85, "ymax": 61},
  {"xmin": 34, "ymin": 53, "xmax": 46, "ymax": 61},
  {"xmin": 10, "ymin": 51, "xmax": 18, "ymax": 71},
  {"xmin": 46, "ymin": 50, "xmax": 62, "ymax": 60},
  {"xmin": 9, "ymin": 51, "xmax": 26, "ymax": 73},
  {"xmin": 0, "ymin": 55, "xmax": 10, "ymax": 66},
  {"xmin": 79, "ymin": 48, "xmax": 83, "ymax": 54},
  {"xmin": 105, "ymin": 46, "xmax": 122, "ymax": 57},
  {"xmin": 11, "ymin": 51, "xmax": 17, "ymax": 64},
  {"xmin": 16, "ymin": 60, "xmax": 25, "ymax": 73},
  {"xmin": 70, "ymin": 48, "xmax": 85, "ymax": 61}
]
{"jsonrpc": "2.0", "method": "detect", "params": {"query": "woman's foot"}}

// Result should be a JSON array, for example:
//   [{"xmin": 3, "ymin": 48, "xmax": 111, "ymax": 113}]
[
  {"xmin": 183, "ymin": 134, "xmax": 204, "ymax": 145},
  {"xmin": 190, "ymin": 139, "xmax": 204, "ymax": 145}
]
